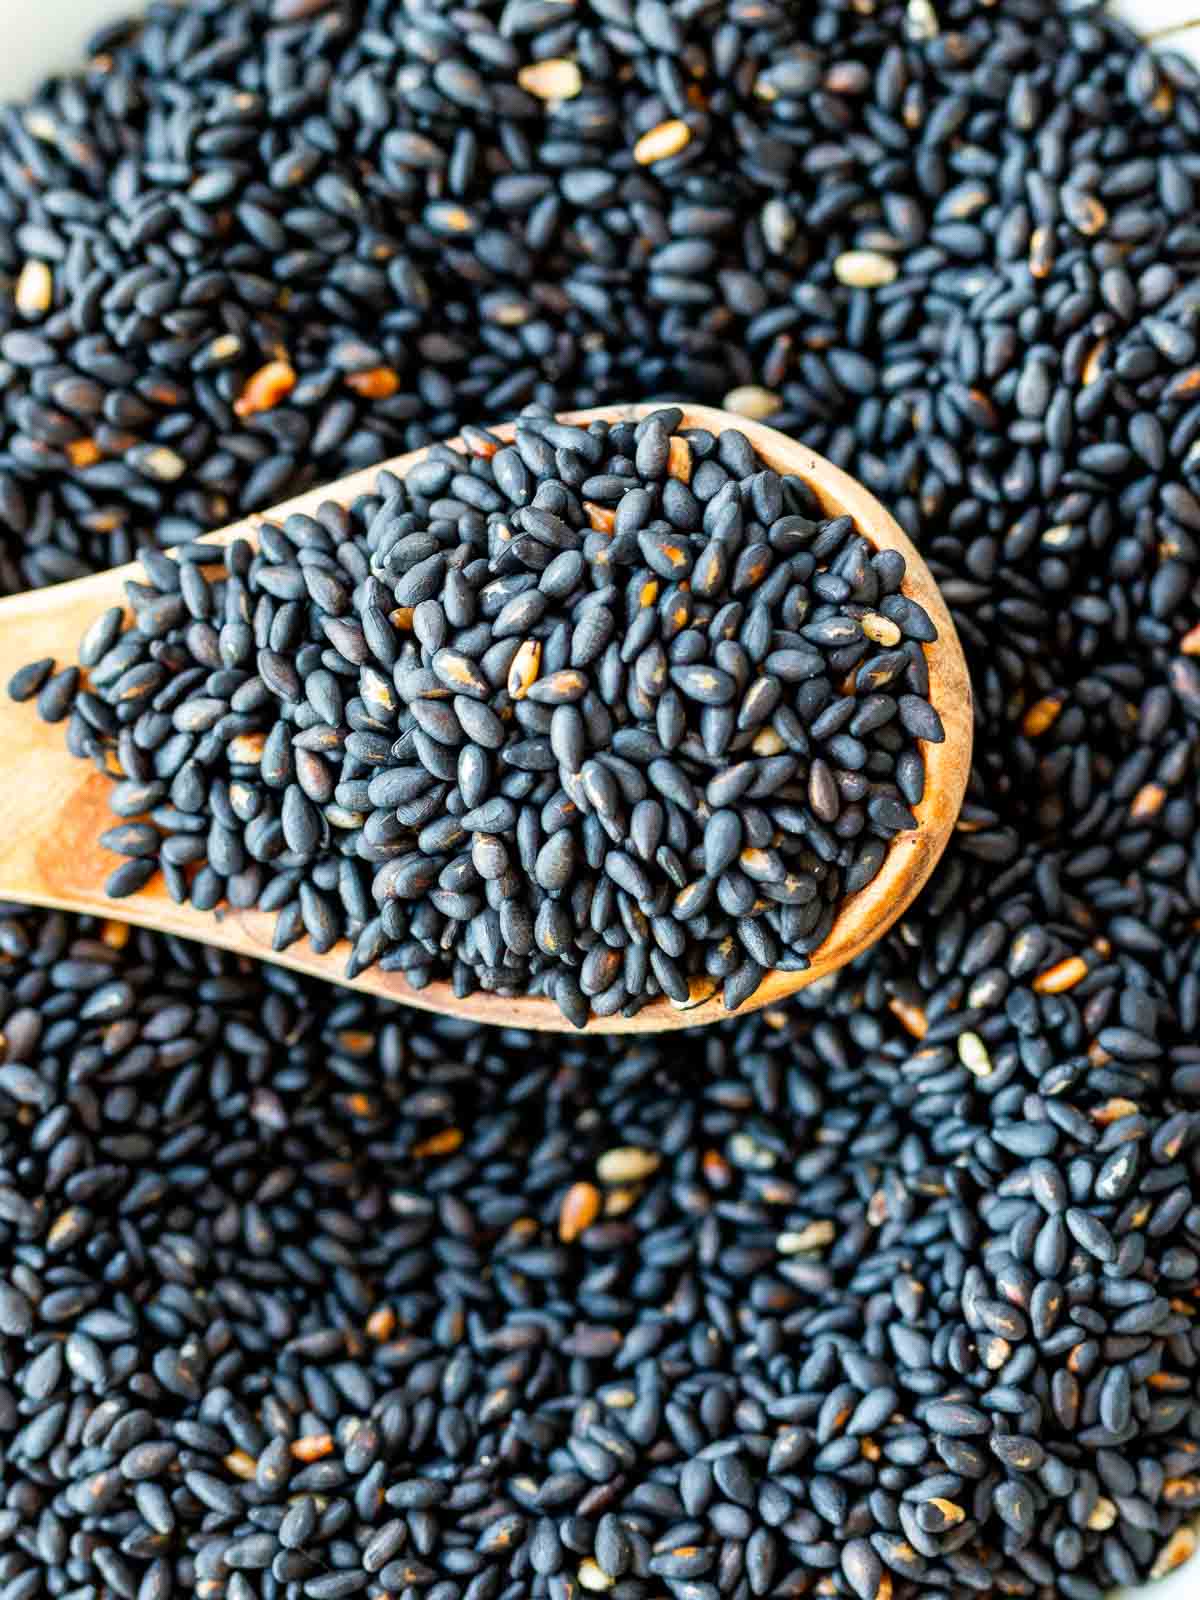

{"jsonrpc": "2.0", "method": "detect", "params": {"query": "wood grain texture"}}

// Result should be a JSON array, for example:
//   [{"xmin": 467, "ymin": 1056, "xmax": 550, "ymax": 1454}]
[{"xmin": 0, "ymin": 403, "xmax": 973, "ymax": 1032}]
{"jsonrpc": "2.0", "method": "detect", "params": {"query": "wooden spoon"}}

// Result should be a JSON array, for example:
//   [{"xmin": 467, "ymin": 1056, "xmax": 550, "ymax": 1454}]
[{"xmin": 0, "ymin": 403, "xmax": 973, "ymax": 1032}]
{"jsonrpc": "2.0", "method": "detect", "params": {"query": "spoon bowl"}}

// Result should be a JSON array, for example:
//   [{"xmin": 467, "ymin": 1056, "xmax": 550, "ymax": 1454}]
[{"xmin": 0, "ymin": 403, "xmax": 972, "ymax": 1031}]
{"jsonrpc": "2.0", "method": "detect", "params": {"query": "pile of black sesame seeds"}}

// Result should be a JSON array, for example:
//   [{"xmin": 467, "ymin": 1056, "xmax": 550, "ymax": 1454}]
[
  {"xmin": 13, "ymin": 407, "xmax": 944, "ymax": 1024},
  {"xmin": 0, "ymin": 2, "xmax": 1198, "ymax": 1599}
]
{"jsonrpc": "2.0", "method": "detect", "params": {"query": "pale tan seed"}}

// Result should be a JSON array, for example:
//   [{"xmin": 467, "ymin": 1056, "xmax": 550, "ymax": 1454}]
[
  {"xmin": 578, "ymin": 1559, "xmax": 614, "ymax": 1592},
  {"xmin": 204, "ymin": 333, "xmax": 243, "ymax": 364},
  {"xmin": 14, "ymin": 260, "xmax": 52, "ymax": 317},
  {"xmin": 140, "ymin": 446, "xmax": 187, "ymax": 482},
  {"xmin": 604, "ymin": 1186, "xmax": 638, "ymax": 1217},
  {"xmin": 860, "ymin": 612, "xmax": 902, "ymax": 647},
  {"xmin": 325, "ymin": 806, "xmax": 366, "ymax": 829},
  {"xmin": 1150, "ymin": 1528, "xmax": 1195, "ymax": 1580},
  {"xmin": 228, "ymin": 733, "xmax": 266, "ymax": 763},
  {"xmin": 224, "ymin": 1450, "xmax": 257, "ymax": 1480},
  {"xmin": 1087, "ymin": 1498, "xmax": 1117, "ymax": 1532},
  {"xmin": 751, "ymin": 727, "xmax": 786, "ymax": 756},
  {"xmin": 596, "ymin": 1147, "xmax": 660, "ymax": 1184},
  {"xmin": 508, "ymin": 638, "xmax": 542, "ymax": 700},
  {"xmin": 957, "ymin": 1032, "xmax": 992, "ymax": 1078},
  {"xmin": 517, "ymin": 59, "xmax": 582, "ymax": 100},
  {"xmin": 905, "ymin": 0, "xmax": 939, "ymax": 39},
  {"xmin": 633, "ymin": 118, "xmax": 692, "ymax": 164},
  {"xmin": 728, "ymin": 1132, "xmax": 777, "ymax": 1170},
  {"xmin": 834, "ymin": 250, "xmax": 898, "ymax": 288},
  {"xmin": 981, "ymin": 1337, "xmax": 1011, "ymax": 1371},
  {"xmin": 777, "ymin": 1220, "xmax": 836, "ymax": 1255},
  {"xmin": 722, "ymin": 385, "xmax": 783, "ymax": 421}
]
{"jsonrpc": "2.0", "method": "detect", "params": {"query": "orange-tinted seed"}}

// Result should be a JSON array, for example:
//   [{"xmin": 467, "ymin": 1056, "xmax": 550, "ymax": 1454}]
[
  {"xmin": 888, "ymin": 997, "xmax": 928, "ymax": 1039},
  {"xmin": 67, "ymin": 438, "xmax": 102, "ymax": 468},
  {"xmin": 366, "ymin": 1306, "xmax": 396, "ymax": 1341},
  {"xmin": 346, "ymin": 366, "xmax": 401, "ymax": 399},
  {"xmin": 1022, "ymin": 696, "xmax": 1062, "ymax": 737},
  {"xmin": 584, "ymin": 502, "xmax": 615, "ymax": 532},
  {"xmin": 411, "ymin": 1127, "xmax": 463, "ymax": 1158},
  {"xmin": 290, "ymin": 1434, "xmax": 333, "ymax": 1462},
  {"xmin": 558, "ymin": 1181, "xmax": 601, "ymax": 1242},
  {"xmin": 1130, "ymin": 783, "xmax": 1165, "ymax": 820},
  {"xmin": 667, "ymin": 436, "xmax": 691, "ymax": 482},
  {"xmin": 234, "ymin": 359, "xmax": 296, "ymax": 417},
  {"xmin": 1081, "ymin": 339, "xmax": 1108, "ymax": 386},
  {"xmin": 1032, "ymin": 955, "xmax": 1088, "ymax": 994}
]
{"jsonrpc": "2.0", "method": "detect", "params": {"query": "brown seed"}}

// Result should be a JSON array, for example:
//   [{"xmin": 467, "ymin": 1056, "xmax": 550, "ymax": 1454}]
[
  {"xmin": 1087, "ymin": 1498, "xmax": 1117, "ymax": 1531},
  {"xmin": 67, "ymin": 438, "xmax": 102, "ymax": 468},
  {"xmin": 634, "ymin": 118, "xmax": 692, "ymax": 164},
  {"xmin": 234, "ymin": 359, "xmax": 297, "ymax": 417},
  {"xmin": 411, "ymin": 1127, "xmax": 464, "ymax": 1158},
  {"xmin": 1022, "ymin": 696, "xmax": 1062, "ymax": 737},
  {"xmin": 558, "ymin": 1181, "xmax": 601, "ymax": 1242},
  {"xmin": 517, "ymin": 59, "xmax": 582, "ymax": 100},
  {"xmin": 1032, "ymin": 955, "xmax": 1088, "ymax": 994},
  {"xmin": 345, "ymin": 366, "xmax": 401, "ymax": 399},
  {"xmin": 224, "ymin": 1450, "xmax": 258, "ymax": 1479}
]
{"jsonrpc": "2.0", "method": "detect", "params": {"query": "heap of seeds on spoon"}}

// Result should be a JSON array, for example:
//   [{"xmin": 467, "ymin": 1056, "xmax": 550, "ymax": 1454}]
[{"xmin": 12, "ymin": 407, "xmax": 943, "ymax": 1025}]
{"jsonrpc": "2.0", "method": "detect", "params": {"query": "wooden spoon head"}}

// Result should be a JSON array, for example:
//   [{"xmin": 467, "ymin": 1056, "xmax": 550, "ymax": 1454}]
[{"xmin": 0, "ymin": 403, "xmax": 972, "ymax": 1032}]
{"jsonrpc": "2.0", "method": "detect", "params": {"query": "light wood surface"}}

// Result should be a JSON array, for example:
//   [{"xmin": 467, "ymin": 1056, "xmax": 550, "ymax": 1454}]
[{"xmin": 0, "ymin": 404, "xmax": 973, "ymax": 1031}]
